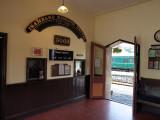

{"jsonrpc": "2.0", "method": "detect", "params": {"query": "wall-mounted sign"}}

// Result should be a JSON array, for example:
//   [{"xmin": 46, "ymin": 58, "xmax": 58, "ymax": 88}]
[
  {"xmin": 54, "ymin": 35, "xmax": 70, "ymax": 46},
  {"xmin": 26, "ymin": 14, "xmax": 87, "ymax": 42},
  {"xmin": 32, "ymin": 48, "xmax": 43, "ymax": 57},
  {"xmin": 49, "ymin": 49, "xmax": 73, "ymax": 61},
  {"xmin": 76, "ymin": 54, "xmax": 84, "ymax": 57}
]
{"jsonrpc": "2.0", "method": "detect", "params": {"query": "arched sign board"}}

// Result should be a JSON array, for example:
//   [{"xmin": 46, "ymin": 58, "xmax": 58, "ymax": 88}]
[{"xmin": 26, "ymin": 14, "xmax": 87, "ymax": 42}]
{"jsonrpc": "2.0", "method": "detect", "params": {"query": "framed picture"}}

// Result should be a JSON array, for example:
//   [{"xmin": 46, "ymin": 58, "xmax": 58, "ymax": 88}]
[
  {"xmin": 148, "ymin": 60, "xmax": 154, "ymax": 69},
  {"xmin": 154, "ymin": 61, "xmax": 159, "ymax": 69},
  {"xmin": 32, "ymin": 48, "xmax": 43, "ymax": 56},
  {"xmin": 148, "ymin": 49, "xmax": 156, "ymax": 58},
  {"xmin": 59, "ymin": 64, "xmax": 65, "ymax": 75},
  {"xmin": 64, "ymin": 64, "xmax": 71, "ymax": 75},
  {"xmin": 156, "ymin": 49, "xmax": 160, "ymax": 57},
  {"xmin": 51, "ymin": 64, "xmax": 71, "ymax": 76}
]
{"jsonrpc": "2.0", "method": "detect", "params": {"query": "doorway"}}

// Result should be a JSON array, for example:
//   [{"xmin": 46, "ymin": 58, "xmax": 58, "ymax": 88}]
[
  {"xmin": 90, "ymin": 40, "xmax": 140, "ymax": 113},
  {"xmin": 105, "ymin": 41, "xmax": 135, "ymax": 107}
]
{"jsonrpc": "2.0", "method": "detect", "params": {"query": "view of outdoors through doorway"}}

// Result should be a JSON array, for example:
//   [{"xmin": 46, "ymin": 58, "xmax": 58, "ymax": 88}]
[{"xmin": 110, "ymin": 42, "xmax": 134, "ymax": 106}]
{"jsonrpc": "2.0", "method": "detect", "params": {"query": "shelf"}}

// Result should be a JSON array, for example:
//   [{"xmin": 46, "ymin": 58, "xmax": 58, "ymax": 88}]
[{"xmin": 138, "ymin": 99, "xmax": 160, "ymax": 108}]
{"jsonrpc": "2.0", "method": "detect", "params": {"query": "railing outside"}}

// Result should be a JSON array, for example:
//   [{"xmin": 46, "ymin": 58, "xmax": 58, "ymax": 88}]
[{"xmin": 112, "ymin": 71, "xmax": 134, "ymax": 86}]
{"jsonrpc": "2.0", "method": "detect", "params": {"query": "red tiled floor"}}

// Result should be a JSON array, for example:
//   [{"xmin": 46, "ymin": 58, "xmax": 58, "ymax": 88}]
[{"xmin": 24, "ymin": 100, "xmax": 159, "ymax": 120}]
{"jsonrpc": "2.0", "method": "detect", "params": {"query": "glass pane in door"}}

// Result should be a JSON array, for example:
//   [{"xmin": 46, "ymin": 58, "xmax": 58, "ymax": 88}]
[{"xmin": 94, "ymin": 46, "xmax": 104, "ymax": 76}]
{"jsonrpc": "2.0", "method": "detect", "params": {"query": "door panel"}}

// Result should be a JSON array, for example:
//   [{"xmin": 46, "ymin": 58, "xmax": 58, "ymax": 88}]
[
  {"xmin": 92, "ymin": 83, "xmax": 104, "ymax": 96},
  {"xmin": 133, "ymin": 37, "xmax": 140, "ymax": 114},
  {"xmin": 0, "ymin": 32, "xmax": 7, "ymax": 120},
  {"xmin": 90, "ymin": 42, "xmax": 106, "ymax": 98},
  {"xmin": 105, "ymin": 47, "xmax": 112, "ymax": 99}
]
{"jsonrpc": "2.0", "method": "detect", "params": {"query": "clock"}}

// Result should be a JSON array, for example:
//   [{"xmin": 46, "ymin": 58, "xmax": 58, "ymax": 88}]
[{"xmin": 154, "ymin": 30, "xmax": 160, "ymax": 42}]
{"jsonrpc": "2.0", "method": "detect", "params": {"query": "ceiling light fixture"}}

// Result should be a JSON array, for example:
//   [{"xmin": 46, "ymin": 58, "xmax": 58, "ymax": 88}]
[{"xmin": 58, "ymin": 0, "xmax": 68, "ymax": 14}]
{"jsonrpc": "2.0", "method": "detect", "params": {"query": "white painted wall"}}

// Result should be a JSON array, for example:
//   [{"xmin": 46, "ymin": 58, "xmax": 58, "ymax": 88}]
[
  {"xmin": 1, "ymin": 0, "xmax": 160, "ymax": 84},
  {"xmin": 0, "ymin": 0, "xmax": 94, "ymax": 84},
  {"xmin": 95, "ymin": 0, "xmax": 160, "ymax": 79}
]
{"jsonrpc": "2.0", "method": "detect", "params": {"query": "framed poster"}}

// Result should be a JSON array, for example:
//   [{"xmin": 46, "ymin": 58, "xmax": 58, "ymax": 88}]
[
  {"xmin": 154, "ymin": 61, "xmax": 159, "ymax": 69},
  {"xmin": 51, "ymin": 64, "xmax": 59, "ymax": 76},
  {"xmin": 148, "ymin": 60, "xmax": 154, "ymax": 69},
  {"xmin": 59, "ymin": 64, "xmax": 65, "ymax": 75},
  {"xmin": 64, "ymin": 64, "xmax": 71, "ymax": 75},
  {"xmin": 148, "ymin": 49, "xmax": 156, "ymax": 58},
  {"xmin": 51, "ymin": 64, "xmax": 71, "ymax": 76},
  {"xmin": 156, "ymin": 49, "xmax": 160, "ymax": 57}
]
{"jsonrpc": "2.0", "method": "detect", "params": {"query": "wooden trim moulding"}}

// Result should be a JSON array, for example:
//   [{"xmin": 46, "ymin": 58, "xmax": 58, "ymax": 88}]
[{"xmin": 105, "ymin": 39, "xmax": 134, "ymax": 47}]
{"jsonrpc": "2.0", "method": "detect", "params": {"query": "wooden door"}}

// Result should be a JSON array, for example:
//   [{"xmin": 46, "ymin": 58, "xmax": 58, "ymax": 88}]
[
  {"xmin": 0, "ymin": 32, "xmax": 7, "ymax": 120},
  {"xmin": 133, "ymin": 37, "xmax": 140, "ymax": 114},
  {"xmin": 90, "ymin": 42, "xmax": 106, "ymax": 98}
]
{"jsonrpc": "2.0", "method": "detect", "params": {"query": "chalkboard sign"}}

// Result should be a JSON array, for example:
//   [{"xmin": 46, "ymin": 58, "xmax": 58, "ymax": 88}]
[{"xmin": 49, "ymin": 49, "xmax": 73, "ymax": 61}]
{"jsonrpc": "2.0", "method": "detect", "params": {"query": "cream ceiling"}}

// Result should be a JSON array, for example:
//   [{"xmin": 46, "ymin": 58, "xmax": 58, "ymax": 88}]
[{"xmin": 66, "ymin": 0, "xmax": 150, "ymax": 15}]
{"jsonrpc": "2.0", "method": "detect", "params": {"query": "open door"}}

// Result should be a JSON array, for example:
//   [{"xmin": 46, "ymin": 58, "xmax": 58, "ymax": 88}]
[
  {"xmin": 133, "ymin": 37, "xmax": 140, "ymax": 114},
  {"xmin": 90, "ymin": 42, "xmax": 106, "ymax": 98}
]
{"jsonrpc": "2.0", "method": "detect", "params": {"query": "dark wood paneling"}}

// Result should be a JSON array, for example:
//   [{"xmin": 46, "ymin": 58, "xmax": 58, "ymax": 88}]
[
  {"xmin": 140, "ymin": 77, "xmax": 160, "ymax": 86},
  {"xmin": 137, "ymin": 77, "xmax": 160, "ymax": 115},
  {"xmin": 85, "ymin": 75, "xmax": 90, "ymax": 98},
  {"xmin": 5, "ymin": 76, "xmax": 89, "ymax": 120},
  {"xmin": 0, "ymin": 32, "xmax": 7, "ymax": 120}
]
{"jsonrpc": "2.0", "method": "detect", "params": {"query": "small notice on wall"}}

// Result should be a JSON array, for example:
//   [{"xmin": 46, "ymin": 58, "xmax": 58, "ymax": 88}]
[
  {"xmin": 59, "ymin": 64, "xmax": 65, "ymax": 75},
  {"xmin": 64, "ymin": 64, "xmax": 71, "ymax": 75}
]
